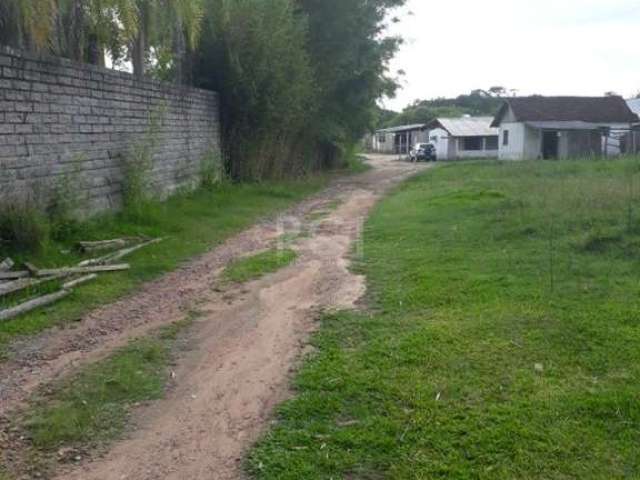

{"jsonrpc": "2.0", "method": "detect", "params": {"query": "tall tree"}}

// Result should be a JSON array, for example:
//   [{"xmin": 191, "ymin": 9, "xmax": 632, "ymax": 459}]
[
  {"xmin": 194, "ymin": 0, "xmax": 317, "ymax": 179},
  {"xmin": 0, "ymin": 0, "xmax": 57, "ymax": 50},
  {"xmin": 296, "ymin": 0, "xmax": 406, "ymax": 163}
]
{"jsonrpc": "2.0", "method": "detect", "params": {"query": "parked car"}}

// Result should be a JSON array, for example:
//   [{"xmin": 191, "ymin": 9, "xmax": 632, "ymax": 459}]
[{"xmin": 410, "ymin": 143, "xmax": 436, "ymax": 162}]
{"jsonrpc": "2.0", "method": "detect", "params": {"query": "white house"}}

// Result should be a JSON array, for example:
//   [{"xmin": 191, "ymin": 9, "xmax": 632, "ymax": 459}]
[
  {"xmin": 626, "ymin": 98, "xmax": 640, "ymax": 154},
  {"xmin": 491, "ymin": 96, "xmax": 639, "ymax": 160},
  {"xmin": 425, "ymin": 117, "xmax": 499, "ymax": 160},
  {"xmin": 369, "ymin": 124, "xmax": 428, "ymax": 154}
]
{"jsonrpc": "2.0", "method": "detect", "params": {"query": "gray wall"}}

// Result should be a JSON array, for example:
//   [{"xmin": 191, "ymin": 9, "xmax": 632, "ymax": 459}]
[{"xmin": 0, "ymin": 45, "xmax": 220, "ymax": 215}]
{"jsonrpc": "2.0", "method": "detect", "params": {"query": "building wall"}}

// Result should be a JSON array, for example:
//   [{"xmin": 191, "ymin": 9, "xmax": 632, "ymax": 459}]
[
  {"xmin": 498, "ymin": 122, "xmax": 527, "ymax": 160},
  {"xmin": 456, "ymin": 136, "xmax": 499, "ymax": 159},
  {"xmin": 456, "ymin": 147, "xmax": 499, "ymax": 159},
  {"xmin": 0, "ymin": 45, "xmax": 220, "ymax": 215},
  {"xmin": 523, "ymin": 125, "xmax": 542, "ymax": 159},
  {"xmin": 429, "ymin": 127, "xmax": 450, "ymax": 159},
  {"xmin": 566, "ymin": 131, "xmax": 601, "ymax": 157},
  {"xmin": 371, "ymin": 131, "xmax": 395, "ymax": 154}
]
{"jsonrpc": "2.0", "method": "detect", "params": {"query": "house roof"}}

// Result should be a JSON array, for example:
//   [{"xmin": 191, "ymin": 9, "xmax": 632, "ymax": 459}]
[
  {"xmin": 377, "ymin": 123, "xmax": 426, "ymax": 134},
  {"xmin": 525, "ymin": 121, "xmax": 602, "ymax": 131},
  {"xmin": 627, "ymin": 98, "xmax": 640, "ymax": 115},
  {"xmin": 491, "ymin": 96, "xmax": 639, "ymax": 127},
  {"xmin": 426, "ymin": 117, "xmax": 498, "ymax": 137}
]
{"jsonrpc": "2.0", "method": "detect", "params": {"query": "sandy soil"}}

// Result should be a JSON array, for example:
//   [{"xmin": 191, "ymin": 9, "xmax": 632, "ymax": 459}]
[{"xmin": 0, "ymin": 155, "xmax": 428, "ymax": 480}]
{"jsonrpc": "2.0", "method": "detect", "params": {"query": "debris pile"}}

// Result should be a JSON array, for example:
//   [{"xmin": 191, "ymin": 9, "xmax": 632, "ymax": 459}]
[{"xmin": 0, "ymin": 237, "xmax": 162, "ymax": 322}]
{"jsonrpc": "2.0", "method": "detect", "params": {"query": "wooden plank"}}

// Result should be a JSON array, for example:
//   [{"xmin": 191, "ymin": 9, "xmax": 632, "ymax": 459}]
[
  {"xmin": 62, "ymin": 274, "xmax": 98, "ymax": 289},
  {"xmin": 0, "ymin": 274, "xmax": 66, "ymax": 298},
  {"xmin": 24, "ymin": 262, "xmax": 40, "ymax": 276},
  {"xmin": 36, "ymin": 264, "xmax": 130, "ymax": 277},
  {"xmin": 0, "ymin": 271, "xmax": 30, "ymax": 281},
  {"xmin": 0, "ymin": 258, "xmax": 14, "ymax": 272},
  {"xmin": 105, "ymin": 238, "xmax": 163, "ymax": 263},
  {"xmin": 0, "ymin": 290, "xmax": 70, "ymax": 322},
  {"xmin": 77, "ymin": 239, "xmax": 128, "ymax": 253},
  {"xmin": 79, "ymin": 238, "xmax": 163, "ymax": 267}
]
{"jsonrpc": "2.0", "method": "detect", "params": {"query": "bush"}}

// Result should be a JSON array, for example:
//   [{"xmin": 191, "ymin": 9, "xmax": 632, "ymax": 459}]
[{"xmin": 0, "ymin": 194, "xmax": 50, "ymax": 253}]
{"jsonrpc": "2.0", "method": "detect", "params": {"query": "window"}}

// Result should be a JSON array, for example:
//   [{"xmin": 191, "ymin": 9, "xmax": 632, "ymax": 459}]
[
  {"xmin": 377, "ymin": 133, "xmax": 386, "ymax": 143},
  {"xmin": 485, "ymin": 136, "xmax": 499, "ymax": 150},
  {"xmin": 462, "ymin": 137, "xmax": 482, "ymax": 151},
  {"xmin": 503, "ymin": 130, "xmax": 510, "ymax": 146},
  {"xmin": 429, "ymin": 135, "xmax": 438, "ymax": 143}
]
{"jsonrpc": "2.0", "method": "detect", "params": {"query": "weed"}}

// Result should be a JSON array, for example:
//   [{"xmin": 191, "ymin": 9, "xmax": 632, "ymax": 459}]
[
  {"xmin": 121, "ymin": 105, "xmax": 165, "ymax": 219},
  {"xmin": 223, "ymin": 248, "xmax": 297, "ymax": 283},
  {"xmin": 48, "ymin": 162, "xmax": 85, "ymax": 242},
  {"xmin": 200, "ymin": 148, "xmax": 225, "ymax": 189},
  {"xmin": 25, "ymin": 321, "xmax": 189, "ymax": 451},
  {"xmin": 0, "ymin": 190, "xmax": 49, "ymax": 253}
]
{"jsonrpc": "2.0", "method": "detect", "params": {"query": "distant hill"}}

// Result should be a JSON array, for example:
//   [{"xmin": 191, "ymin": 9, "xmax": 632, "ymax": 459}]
[{"xmin": 382, "ymin": 90, "xmax": 505, "ymax": 129}]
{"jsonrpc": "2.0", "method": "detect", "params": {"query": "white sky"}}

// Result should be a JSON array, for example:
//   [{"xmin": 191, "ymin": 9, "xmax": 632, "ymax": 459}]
[{"xmin": 383, "ymin": 0, "xmax": 640, "ymax": 111}]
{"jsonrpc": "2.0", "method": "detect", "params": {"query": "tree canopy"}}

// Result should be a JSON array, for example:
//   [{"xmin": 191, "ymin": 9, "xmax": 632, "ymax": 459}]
[
  {"xmin": 382, "ymin": 90, "xmax": 507, "ymax": 128},
  {"xmin": 194, "ymin": 0, "xmax": 406, "ymax": 179}
]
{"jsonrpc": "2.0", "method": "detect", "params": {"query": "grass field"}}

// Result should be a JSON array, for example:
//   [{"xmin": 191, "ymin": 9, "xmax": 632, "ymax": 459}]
[
  {"xmin": 0, "ymin": 178, "xmax": 327, "ymax": 358},
  {"xmin": 248, "ymin": 157, "xmax": 640, "ymax": 479}
]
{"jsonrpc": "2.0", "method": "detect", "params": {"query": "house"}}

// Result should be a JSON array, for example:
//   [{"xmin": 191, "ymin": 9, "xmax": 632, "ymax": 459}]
[
  {"xmin": 626, "ymin": 98, "xmax": 640, "ymax": 154},
  {"xmin": 491, "ymin": 96, "xmax": 639, "ymax": 160},
  {"xmin": 369, "ymin": 124, "xmax": 428, "ymax": 154},
  {"xmin": 425, "ymin": 117, "xmax": 499, "ymax": 160}
]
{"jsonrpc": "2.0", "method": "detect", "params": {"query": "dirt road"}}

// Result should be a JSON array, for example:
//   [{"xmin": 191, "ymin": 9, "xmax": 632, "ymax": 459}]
[{"xmin": 1, "ymin": 155, "xmax": 428, "ymax": 480}]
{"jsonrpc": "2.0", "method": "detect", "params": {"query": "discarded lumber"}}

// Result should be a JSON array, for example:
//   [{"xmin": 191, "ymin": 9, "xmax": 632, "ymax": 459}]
[
  {"xmin": 105, "ymin": 238, "xmax": 163, "ymax": 262},
  {"xmin": 24, "ymin": 262, "xmax": 40, "ymax": 276},
  {"xmin": 77, "ymin": 239, "xmax": 128, "ymax": 253},
  {"xmin": 0, "ymin": 258, "xmax": 14, "ymax": 272},
  {"xmin": 79, "ymin": 238, "xmax": 163, "ymax": 266},
  {"xmin": 62, "ymin": 274, "xmax": 98, "ymax": 289},
  {"xmin": 0, "ymin": 290, "xmax": 70, "ymax": 322},
  {"xmin": 35, "ymin": 264, "xmax": 130, "ymax": 277},
  {"xmin": 0, "ymin": 274, "xmax": 66, "ymax": 298},
  {"xmin": 0, "ymin": 271, "xmax": 30, "ymax": 281}
]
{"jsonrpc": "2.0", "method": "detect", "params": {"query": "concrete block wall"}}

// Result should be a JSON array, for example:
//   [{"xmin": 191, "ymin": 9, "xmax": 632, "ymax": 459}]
[{"xmin": 0, "ymin": 45, "xmax": 220, "ymax": 215}]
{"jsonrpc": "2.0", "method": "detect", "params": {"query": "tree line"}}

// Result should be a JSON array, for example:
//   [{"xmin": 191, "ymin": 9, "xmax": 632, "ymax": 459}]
[
  {"xmin": 0, "ymin": 0, "xmax": 406, "ymax": 180},
  {"xmin": 379, "ymin": 88, "xmax": 513, "ymax": 129}
]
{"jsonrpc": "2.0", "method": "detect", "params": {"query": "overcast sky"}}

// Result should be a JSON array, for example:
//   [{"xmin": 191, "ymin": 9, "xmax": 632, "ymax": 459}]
[{"xmin": 383, "ymin": 0, "xmax": 640, "ymax": 111}]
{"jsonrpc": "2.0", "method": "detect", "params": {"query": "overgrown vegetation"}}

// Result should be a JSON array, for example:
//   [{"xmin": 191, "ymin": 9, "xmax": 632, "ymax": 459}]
[
  {"xmin": 248, "ymin": 157, "xmax": 640, "ymax": 479},
  {"xmin": 0, "ymin": 177, "xmax": 327, "ymax": 358},
  {"xmin": 0, "ymin": 192, "xmax": 50, "ymax": 254},
  {"xmin": 194, "ymin": 0, "xmax": 406, "ymax": 179},
  {"xmin": 223, "ymin": 249, "xmax": 297, "ymax": 283}
]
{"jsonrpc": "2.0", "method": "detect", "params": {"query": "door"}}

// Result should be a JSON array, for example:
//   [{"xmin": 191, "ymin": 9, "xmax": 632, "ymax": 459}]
[{"xmin": 542, "ymin": 131, "xmax": 559, "ymax": 159}]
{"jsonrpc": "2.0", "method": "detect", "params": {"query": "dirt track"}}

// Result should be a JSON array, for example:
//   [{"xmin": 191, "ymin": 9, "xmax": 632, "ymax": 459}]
[{"xmin": 1, "ymin": 155, "xmax": 428, "ymax": 480}]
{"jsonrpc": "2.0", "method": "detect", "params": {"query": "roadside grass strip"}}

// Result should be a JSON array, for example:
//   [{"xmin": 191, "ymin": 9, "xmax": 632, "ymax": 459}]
[{"xmin": 0, "ymin": 178, "xmax": 326, "ymax": 358}]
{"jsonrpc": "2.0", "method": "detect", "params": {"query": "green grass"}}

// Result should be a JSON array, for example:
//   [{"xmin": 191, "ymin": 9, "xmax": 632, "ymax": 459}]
[
  {"xmin": 24, "ymin": 321, "xmax": 189, "ymax": 451},
  {"xmin": 345, "ymin": 155, "xmax": 372, "ymax": 174},
  {"xmin": 224, "ymin": 248, "xmax": 297, "ymax": 283},
  {"xmin": 0, "ymin": 178, "xmax": 326, "ymax": 358},
  {"xmin": 0, "ymin": 321, "xmax": 191, "ymax": 479},
  {"xmin": 248, "ymin": 157, "xmax": 640, "ymax": 479}
]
